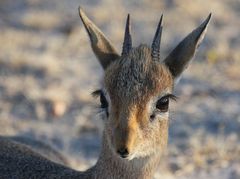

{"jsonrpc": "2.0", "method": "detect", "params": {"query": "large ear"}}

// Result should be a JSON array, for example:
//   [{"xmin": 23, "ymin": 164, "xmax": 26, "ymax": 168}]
[
  {"xmin": 78, "ymin": 7, "xmax": 120, "ymax": 69},
  {"xmin": 164, "ymin": 14, "xmax": 211, "ymax": 80}
]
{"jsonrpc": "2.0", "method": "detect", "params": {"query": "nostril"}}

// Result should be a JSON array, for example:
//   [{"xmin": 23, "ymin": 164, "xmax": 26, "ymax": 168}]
[{"xmin": 117, "ymin": 148, "xmax": 129, "ymax": 158}]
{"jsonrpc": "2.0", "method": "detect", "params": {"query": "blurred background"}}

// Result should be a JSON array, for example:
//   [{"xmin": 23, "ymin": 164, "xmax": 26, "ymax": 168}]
[{"xmin": 0, "ymin": 0, "xmax": 239, "ymax": 178}]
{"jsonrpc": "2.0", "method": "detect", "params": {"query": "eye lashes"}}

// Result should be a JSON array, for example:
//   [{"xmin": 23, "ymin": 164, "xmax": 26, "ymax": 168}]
[
  {"xmin": 164, "ymin": 94, "xmax": 178, "ymax": 101},
  {"xmin": 92, "ymin": 89, "xmax": 108, "ymax": 108},
  {"xmin": 92, "ymin": 89, "xmax": 102, "ymax": 98},
  {"xmin": 92, "ymin": 89, "xmax": 109, "ymax": 118}
]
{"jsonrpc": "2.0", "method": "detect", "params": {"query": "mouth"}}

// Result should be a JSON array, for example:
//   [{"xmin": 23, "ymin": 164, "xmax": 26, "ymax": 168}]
[
  {"xmin": 118, "ymin": 153, "xmax": 129, "ymax": 159},
  {"xmin": 125, "ymin": 154, "xmax": 136, "ymax": 160}
]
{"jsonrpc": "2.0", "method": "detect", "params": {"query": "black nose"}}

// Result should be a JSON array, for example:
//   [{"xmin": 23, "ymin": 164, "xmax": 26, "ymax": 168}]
[{"xmin": 117, "ymin": 148, "xmax": 129, "ymax": 158}]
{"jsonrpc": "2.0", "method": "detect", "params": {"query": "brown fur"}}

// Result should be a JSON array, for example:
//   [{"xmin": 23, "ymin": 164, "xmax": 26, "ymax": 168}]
[
  {"xmin": 0, "ymin": 45, "xmax": 173, "ymax": 179},
  {"xmin": 0, "ymin": 7, "xmax": 211, "ymax": 179},
  {"xmin": 104, "ymin": 45, "xmax": 173, "ymax": 160}
]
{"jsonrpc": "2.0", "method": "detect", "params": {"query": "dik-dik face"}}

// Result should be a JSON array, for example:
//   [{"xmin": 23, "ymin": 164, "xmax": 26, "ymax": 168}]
[
  {"xmin": 79, "ymin": 7, "xmax": 211, "ymax": 160},
  {"xmin": 103, "ymin": 46, "xmax": 174, "ymax": 159}
]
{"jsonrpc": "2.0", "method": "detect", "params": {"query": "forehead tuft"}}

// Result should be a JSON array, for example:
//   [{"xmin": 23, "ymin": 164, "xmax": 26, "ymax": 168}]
[{"xmin": 104, "ymin": 45, "xmax": 173, "ymax": 103}]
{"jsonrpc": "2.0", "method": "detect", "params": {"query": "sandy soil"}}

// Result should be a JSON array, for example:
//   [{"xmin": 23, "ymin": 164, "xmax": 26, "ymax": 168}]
[{"xmin": 0, "ymin": 0, "xmax": 239, "ymax": 178}]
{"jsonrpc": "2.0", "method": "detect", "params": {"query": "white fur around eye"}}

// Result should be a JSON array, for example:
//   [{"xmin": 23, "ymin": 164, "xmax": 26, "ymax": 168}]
[{"xmin": 156, "ymin": 111, "xmax": 169, "ymax": 120}]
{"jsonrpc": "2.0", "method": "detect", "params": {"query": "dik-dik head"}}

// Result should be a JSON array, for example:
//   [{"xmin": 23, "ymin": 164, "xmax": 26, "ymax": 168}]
[{"xmin": 79, "ymin": 7, "xmax": 211, "ymax": 160}]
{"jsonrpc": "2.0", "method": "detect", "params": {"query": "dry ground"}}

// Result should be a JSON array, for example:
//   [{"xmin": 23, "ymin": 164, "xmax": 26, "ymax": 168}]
[{"xmin": 0, "ymin": 0, "xmax": 239, "ymax": 178}]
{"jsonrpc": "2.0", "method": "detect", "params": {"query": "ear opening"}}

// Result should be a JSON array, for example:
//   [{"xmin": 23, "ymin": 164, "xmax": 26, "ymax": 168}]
[
  {"xmin": 164, "ymin": 14, "xmax": 211, "ymax": 81},
  {"xmin": 79, "ymin": 7, "xmax": 120, "ymax": 69}
]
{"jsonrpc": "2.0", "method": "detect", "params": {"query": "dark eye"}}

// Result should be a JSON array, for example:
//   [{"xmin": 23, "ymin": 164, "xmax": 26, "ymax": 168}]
[
  {"xmin": 156, "ymin": 96, "xmax": 169, "ymax": 112},
  {"xmin": 100, "ymin": 92, "xmax": 108, "ymax": 109}
]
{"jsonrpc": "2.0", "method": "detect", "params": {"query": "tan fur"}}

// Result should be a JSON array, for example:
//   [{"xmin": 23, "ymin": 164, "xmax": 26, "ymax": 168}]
[
  {"xmin": 104, "ymin": 45, "xmax": 173, "ymax": 160},
  {"xmin": 0, "ymin": 8, "xmax": 211, "ymax": 179},
  {"xmin": 0, "ymin": 45, "xmax": 172, "ymax": 179}
]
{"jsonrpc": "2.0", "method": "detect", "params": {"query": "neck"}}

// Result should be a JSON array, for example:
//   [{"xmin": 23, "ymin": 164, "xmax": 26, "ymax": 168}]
[{"xmin": 86, "ymin": 132, "xmax": 163, "ymax": 179}]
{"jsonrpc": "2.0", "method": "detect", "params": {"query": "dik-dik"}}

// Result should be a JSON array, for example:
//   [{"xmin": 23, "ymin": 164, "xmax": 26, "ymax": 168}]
[{"xmin": 0, "ymin": 7, "xmax": 211, "ymax": 179}]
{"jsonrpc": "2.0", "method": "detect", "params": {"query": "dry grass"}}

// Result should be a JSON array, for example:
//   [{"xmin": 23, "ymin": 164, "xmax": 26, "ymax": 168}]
[{"xmin": 0, "ymin": 0, "xmax": 239, "ymax": 178}]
